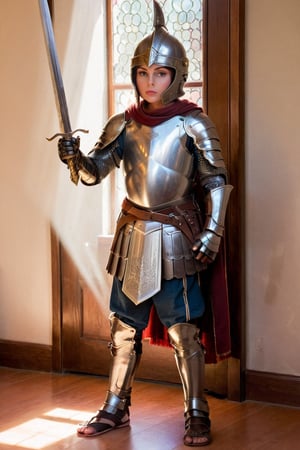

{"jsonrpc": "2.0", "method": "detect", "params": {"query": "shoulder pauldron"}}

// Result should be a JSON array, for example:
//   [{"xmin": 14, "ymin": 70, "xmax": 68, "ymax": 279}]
[
  {"xmin": 92, "ymin": 112, "xmax": 126, "ymax": 151},
  {"xmin": 184, "ymin": 110, "xmax": 225, "ymax": 170}
]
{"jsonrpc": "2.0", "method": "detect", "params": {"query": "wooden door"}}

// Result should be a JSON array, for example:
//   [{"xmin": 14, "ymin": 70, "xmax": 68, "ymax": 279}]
[
  {"xmin": 52, "ymin": 0, "xmax": 245, "ymax": 400},
  {"xmin": 60, "ymin": 238, "xmax": 181, "ymax": 384}
]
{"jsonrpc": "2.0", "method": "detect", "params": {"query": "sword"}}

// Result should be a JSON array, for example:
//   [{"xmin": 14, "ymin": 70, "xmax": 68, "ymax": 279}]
[{"xmin": 39, "ymin": 0, "xmax": 88, "ymax": 185}]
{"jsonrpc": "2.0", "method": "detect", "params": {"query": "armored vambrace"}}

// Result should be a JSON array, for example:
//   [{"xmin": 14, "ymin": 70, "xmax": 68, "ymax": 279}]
[
  {"xmin": 195, "ymin": 184, "xmax": 233, "ymax": 261},
  {"xmin": 78, "ymin": 150, "xmax": 113, "ymax": 185}
]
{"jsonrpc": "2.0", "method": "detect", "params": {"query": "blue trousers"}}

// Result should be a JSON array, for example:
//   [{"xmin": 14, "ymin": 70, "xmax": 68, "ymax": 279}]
[{"xmin": 109, "ymin": 274, "xmax": 205, "ymax": 335}]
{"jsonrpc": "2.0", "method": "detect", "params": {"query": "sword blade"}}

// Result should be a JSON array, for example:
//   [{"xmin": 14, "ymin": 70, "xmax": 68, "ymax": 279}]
[
  {"xmin": 39, "ymin": 0, "xmax": 71, "ymax": 134},
  {"xmin": 39, "ymin": 0, "xmax": 79, "ymax": 184}
]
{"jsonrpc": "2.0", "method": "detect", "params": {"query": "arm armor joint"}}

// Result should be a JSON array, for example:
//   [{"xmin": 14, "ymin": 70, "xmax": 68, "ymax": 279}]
[{"xmin": 184, "ymin": 110, "xmax": 227, "ymax": 180}]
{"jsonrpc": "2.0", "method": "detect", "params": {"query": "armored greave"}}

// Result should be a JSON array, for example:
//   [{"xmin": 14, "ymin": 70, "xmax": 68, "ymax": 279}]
[
  {"xmin": 168, "ymin": 323, "xmax": 209, "ymax": 415},
  {"xmin": 100, "ymin": 314, "xmax": 142, "ymax": 415}
]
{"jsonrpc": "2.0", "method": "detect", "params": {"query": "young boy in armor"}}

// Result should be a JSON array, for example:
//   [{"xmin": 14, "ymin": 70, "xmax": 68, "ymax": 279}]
[{"xmin": 58, "ymin": 1, "xmax": 232, "ymax": 446}]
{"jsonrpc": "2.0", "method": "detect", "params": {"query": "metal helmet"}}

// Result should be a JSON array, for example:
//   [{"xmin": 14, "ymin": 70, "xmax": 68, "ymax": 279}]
[{"xmin": 131, "ymin": 0, "xmax": 189, "ymax": 104}]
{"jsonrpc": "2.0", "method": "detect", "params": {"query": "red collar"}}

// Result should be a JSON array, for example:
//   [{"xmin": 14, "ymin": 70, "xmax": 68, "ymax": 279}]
[{"xmin": 125, "ymin": 100, "xmax": 202, "ymax": 126}]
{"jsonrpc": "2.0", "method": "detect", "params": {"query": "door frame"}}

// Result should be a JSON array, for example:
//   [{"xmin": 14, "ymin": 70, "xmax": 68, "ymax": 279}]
[
  {"xmin": 203, "ymin": 0, "xmax": 245, "ymax": 401},
  {"xmin": 51, "ymin": 0, "xmax": 245, "ymax": 401}
]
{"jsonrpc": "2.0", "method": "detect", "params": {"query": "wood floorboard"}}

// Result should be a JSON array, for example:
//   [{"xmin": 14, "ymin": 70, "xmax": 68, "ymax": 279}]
[{"xmin": 0, "ymin": 367, "xmax": 299, "ymax": 450}]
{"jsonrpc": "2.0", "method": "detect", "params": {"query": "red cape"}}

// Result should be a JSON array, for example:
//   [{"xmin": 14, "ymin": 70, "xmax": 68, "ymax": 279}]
[{"xmin": 142, "ymin": 241, "xmax": 231, "ymax": 364}]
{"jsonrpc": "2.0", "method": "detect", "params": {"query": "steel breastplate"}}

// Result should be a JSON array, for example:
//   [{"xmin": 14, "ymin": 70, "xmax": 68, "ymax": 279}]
[{"xmin": 123, "ymin": 116, "xmax": 194, "ymax": 208}]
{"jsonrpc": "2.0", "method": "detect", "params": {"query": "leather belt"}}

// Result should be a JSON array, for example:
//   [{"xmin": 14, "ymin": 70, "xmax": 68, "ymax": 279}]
[{"xmin": 114, "ymin": 197, "xmax": 202, "ymax": 244}]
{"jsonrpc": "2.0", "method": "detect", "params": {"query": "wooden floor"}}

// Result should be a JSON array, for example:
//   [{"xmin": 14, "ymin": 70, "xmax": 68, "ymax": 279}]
[{"xmin": 0, "ymin": 367, "xmax": 300, "ymax": 450}]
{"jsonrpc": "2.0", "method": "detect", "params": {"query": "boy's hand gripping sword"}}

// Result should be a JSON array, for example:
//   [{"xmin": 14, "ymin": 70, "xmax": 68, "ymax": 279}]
[{"xmin": 39, "ymin": 0, "xmax": 88, "ymax": 185}]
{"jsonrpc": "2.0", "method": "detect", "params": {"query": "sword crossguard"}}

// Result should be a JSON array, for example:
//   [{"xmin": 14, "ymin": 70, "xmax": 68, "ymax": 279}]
[{"xmin": 46, "ymin": 128, "xmax": 89, "ymax": 141}]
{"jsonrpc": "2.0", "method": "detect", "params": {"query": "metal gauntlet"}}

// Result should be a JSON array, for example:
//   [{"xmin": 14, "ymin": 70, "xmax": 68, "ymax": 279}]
[{"xmin": 57, "ymin": 136, "xmax": 97, "ymax": 184}]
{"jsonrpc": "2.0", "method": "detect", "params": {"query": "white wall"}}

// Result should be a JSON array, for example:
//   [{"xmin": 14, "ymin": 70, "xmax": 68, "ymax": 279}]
[
  {"xmin": 1, "ymin": 0, "xmax": 300, "ymax": 377},
  {"xmin": 245, "ymin": 0, "xmax": 300, "ymax": 375},
  {"xmin": 0, "ymin": 0, "xmax": 107, "ymax": 345},
  {"xmin": 0, "ymin": 1, "xmax": 54, "ymax": 344}
]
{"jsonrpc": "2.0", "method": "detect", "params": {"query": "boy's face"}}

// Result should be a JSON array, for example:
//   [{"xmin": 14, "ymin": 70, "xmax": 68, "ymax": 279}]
[{"xmin": 136, "ymin": 64, "xmax": 173, "ymax": 110}]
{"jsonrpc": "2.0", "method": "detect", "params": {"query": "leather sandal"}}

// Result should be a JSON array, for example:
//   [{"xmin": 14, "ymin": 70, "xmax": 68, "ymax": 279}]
[
  {"xmin": 77, "ymin": 408, "xmax": 130, "ymax": 437},
  {"xmin": 184, "ymin": 410, "xmax": 211, "ymax": 447}
]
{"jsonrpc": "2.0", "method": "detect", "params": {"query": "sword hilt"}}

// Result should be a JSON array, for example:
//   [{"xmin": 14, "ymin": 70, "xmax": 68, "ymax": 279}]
[
  {"xmin": 68, "ymin": 159, "xmax": 79, "ymax": 185},
  {"xmin": 46, "ymin": 129, "xmax": 89, "ymax": 185}
]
